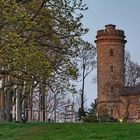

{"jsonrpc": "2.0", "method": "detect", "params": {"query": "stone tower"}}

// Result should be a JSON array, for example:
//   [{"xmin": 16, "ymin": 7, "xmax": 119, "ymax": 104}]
[{"xmin": 95, "ymin": 24, "xmax": 127, "ymax": 118}]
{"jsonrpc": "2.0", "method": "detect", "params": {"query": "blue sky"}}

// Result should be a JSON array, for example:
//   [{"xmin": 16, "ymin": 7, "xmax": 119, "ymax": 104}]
[{"xmin": 81, "ymin": 0, "xmax": 140, "ymax": 107}]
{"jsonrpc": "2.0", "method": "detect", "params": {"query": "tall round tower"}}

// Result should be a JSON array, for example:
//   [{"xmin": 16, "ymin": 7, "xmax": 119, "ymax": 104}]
[{"xmin": 95, "ymin": 24, "xmax": 127, "ymax": 118}]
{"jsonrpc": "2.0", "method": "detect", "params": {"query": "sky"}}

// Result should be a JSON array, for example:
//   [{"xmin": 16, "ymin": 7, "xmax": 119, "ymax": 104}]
[{"xmin": 81, "ymin": 0, "xmax": 140, "ymax": 107}]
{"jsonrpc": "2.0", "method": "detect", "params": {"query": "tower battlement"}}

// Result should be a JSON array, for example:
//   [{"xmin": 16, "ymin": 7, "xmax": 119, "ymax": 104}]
[
  {"xmin": 95, "ymin": 24, "xmax": 127, "ymax": 45},
  {"xmin": 97, "ymin": 24, "xmax": 125, "ymax": 36}
]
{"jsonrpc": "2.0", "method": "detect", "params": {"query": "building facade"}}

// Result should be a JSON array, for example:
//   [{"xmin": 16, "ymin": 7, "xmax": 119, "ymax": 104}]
[{"xmin": 95, "ymin": 25, "xmax": 140, "ymax": 121}]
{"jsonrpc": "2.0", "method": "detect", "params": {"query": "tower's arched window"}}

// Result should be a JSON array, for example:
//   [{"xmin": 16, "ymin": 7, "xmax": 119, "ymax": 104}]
[
  {"xmin": 111, "ymin": 109, "xmax": 113, "ymax": 115},
  {"xmin": 110, "ymin": 66, "xmax": 114, "ymax": 72},
  {"xmin": 110, "ymin": 49, "xmax": 114, "ymax": 56}
]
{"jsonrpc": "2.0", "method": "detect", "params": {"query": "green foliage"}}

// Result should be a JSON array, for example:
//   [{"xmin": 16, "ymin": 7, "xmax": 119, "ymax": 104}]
[
  {"xmin": 85, "ymin": 100, "xmax": 118, "ymax": 122},
  {"xmin": 88, "ymin": 99, "xmax": 97, "ymax": 115},
  {"xmin": 78, "ymin": 108, "xmax": 86, "ymax": 120},
  {"xmin": 84, "ymin": 100, "xmax": 98, "ymax": 122},
  {"xmin": 0, "ymin": 0, "xmax": 88, "ymax": 93},
  {"xmin": 84, "ymin": 114, "xmax": 118, "ymax": 123},
  {"xmin": 99, "ymin": 116, "xmax": 118, "ymax": 122},
  {"xmin": 84, "ymin": 115, "xmax": 98, "ymax": 122}
]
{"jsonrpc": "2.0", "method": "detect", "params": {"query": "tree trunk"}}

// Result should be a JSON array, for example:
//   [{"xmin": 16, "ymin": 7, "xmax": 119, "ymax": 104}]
[
  {"xmin": 81, "ymin": 63, "xmax": 85, "ymax": 111},
  {"xmin": 40, "ymin": 94, "xmax": 45, "ymax": 122},
  {"xmin": 39, "ymin": 81, "xmax": 46, "ymax": 122},
  {"xmin": 28, "ymin": 93, "xmax": 32, "ymax": 122},
  {"xmin": 54, "ymin": 94, "xmax": 57, "ymax": 123},
  {"xmin": 16, "ymin": 88, "xmax": 22, "ymax": 122},
  {"xmin": 12, "ymin": 104, "xmax": 16, "ymax": 121},
  {"xmin": 0, "ymin": 91, "xmax": 5, "ymax": 121},
  {"xmin": 5, "ymin": 90, "xmax": 11, "ymax": 121},
  {"xmin": 0, "ymin": 77, "xmax": 6, "ymax": 121}
]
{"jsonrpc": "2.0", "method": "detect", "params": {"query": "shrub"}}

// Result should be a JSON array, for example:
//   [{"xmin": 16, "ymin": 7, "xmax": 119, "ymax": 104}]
[{"xmin": 84, "ymin": 115, "xmax": 98, "ymax": 122}]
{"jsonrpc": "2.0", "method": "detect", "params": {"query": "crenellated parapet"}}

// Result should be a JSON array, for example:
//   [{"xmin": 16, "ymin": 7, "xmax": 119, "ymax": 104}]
[{"xmin": 95, "ymin": 24, "xmax": 127, "ymax": 45}]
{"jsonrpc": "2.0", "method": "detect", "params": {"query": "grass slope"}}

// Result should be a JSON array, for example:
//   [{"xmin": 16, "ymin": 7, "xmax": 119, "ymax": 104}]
[{"xmin": 0, "ymin": 122, "xmax": 140, "ymax": 140}]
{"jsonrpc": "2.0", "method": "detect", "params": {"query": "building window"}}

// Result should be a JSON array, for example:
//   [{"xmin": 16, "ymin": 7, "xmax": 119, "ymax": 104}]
[
  {"xmin": 110, "ymin": 66, "xmax": 114, "ymax": 72},
  {"xmin": 110, "ymin": 109, "xmax": 113, "ymax": 115},
  {"xmin": 110, "ymin": 49, "xmax": 114, "ymax": 56},
  {"xmin": 110, "ymin": 86, "xmax": 113, "ymax": 92}
]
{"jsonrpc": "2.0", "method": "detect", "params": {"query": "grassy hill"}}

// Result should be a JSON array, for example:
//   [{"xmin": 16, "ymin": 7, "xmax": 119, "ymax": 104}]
[{"xmin": 0, "ymin": 122, "xmax": 140, "ymax": 140}]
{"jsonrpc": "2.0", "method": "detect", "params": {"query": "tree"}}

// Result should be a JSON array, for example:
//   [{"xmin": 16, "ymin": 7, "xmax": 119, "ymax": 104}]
[
  {"xmin": 88, "ymin": 99, "xmax": 97, "ymax": 115},
  {"xmin": 0, "ymin": 0, "xmax": 89, "ymax": 122},
  {"xmin": 77, "ymin": 41, "xmax": 96, "ymax": 118},
  {"xmin": 0, "ymin": 0, "xmax": 88, "ymax": 80},
  {"xmin": 125, "ymin": 51, "xmax": 140, "ymax": 86}
]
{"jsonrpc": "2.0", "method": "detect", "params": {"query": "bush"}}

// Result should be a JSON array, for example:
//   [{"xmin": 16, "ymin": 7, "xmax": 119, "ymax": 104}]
[
  {"xmin": 84, "ymin": 114, "xmax": 118, "ymax": 122},
  {"xmin": 78, "ymin": 108, "xmax": 86, "ymax": 120},
  {"xmin": 99, "ymin": 116, "xmax": 118, "ymax": 122},
  {"xmin": 84, "ymin": 115, "xmax": 98, "ymax": 122}
]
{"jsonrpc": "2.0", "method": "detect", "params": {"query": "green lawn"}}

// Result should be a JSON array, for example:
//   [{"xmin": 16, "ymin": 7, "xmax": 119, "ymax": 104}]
[{"xmin": 0, "ymin": 122, "xmax": 140, "ymax": 140}]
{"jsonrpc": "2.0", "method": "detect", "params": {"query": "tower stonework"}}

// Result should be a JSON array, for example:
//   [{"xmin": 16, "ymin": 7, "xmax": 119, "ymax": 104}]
[{"xmin": 95, "ymin": 25, "xmax": 127, "ymax": 118}]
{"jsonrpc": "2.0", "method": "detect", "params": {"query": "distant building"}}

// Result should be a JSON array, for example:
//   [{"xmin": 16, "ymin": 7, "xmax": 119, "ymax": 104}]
[{"xmin": 95, "ymin": 24, "xmax": 140, "ymax": 121}]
